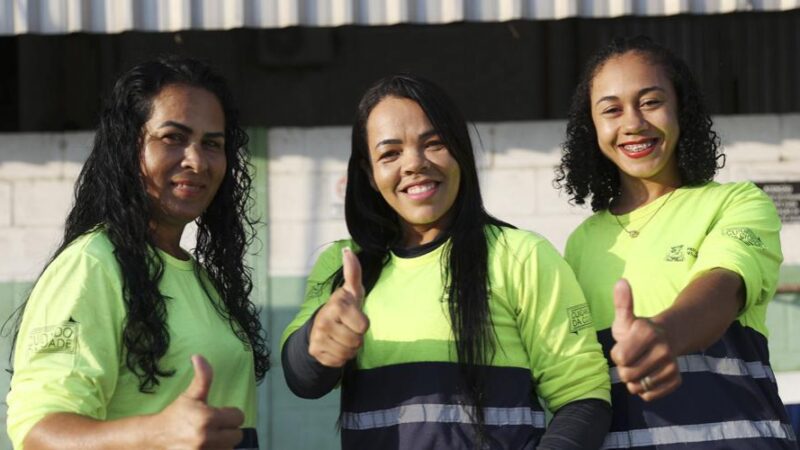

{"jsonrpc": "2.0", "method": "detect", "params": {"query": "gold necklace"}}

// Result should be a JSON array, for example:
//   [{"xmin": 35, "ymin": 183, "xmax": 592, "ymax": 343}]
[{"xmin": 613, "ymin": 190, "xmax": 676, "ymax": 238}]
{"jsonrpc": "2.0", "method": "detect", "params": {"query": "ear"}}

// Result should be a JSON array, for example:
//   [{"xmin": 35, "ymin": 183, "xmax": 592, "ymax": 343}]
[{"xmin": 360, "ymin": 159, "xmax": 378, "ymax": 192}]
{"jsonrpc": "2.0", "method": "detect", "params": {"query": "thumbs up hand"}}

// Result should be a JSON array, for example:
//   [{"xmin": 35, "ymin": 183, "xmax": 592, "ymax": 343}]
[
  {"xmin": 309, "ymin": 247, "xmax": 370, "ymax": 368},
  {"xmin": 153, "ymin": 355, "xmax": 245, "ymax": 449},
  {"xmin": 610, "ymin": 279, "xmax": 682, "ymax": 402}
]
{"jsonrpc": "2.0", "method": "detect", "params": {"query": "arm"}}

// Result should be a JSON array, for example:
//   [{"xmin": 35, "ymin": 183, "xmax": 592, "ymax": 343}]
[
  {"xmin": 23, "ymin": 356, "xmax": 244, "ymax": 450},
  {"xmin": 511, "ymin": 236, "xmax": 611, "ymax": 447},
  {"xmin": 537, "ymin": 399, "xmax": 612, "ymax": 450},
  {"xmin": 281, "ymin": 314, "xmax": 345, "ymax": 398},
  {"xmin": 281, "ymin": 247, "xmax": 368, "ymax": 398},
  {"xmin": 612, "ymin": 183, "xmax": 782, "ymax": 401},
  {"xmin": 611, "ymin": 271, "xmax": 743, "ymax": 401},
  {"xmin": 8, "ymin": 238, "xmax": 243, "ymax": 450}
]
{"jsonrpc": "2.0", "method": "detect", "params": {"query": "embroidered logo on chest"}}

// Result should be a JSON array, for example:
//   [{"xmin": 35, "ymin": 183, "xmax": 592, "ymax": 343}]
[{"xmin": 664, "ymin": 245, "xmax": 699, "ymax": 262}]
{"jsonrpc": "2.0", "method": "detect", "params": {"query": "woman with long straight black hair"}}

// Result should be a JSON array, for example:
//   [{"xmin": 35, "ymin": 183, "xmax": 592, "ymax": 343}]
[{"xmin": 282, "ymin": 74, "xmax": 611, "ymax": 449}]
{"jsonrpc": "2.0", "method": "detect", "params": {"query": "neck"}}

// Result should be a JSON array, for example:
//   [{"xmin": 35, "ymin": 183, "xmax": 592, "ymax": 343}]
[
  {"xmin": 149, "ymin": 221, "xmax": 189, "ymax": 260},
  {"xmin": 614, "ymin": 174, "xmax": 681, "ymax": 214},
  {"xmin": 401, "ymin": 225, "xmax": 446, "ymax": 248}
]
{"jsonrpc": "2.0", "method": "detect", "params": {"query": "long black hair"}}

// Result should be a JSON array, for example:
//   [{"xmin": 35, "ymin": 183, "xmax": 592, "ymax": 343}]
[
  {"xmin": 555, "ymin": 35, "xmax": 723, "ymax": 211},
  {"xmin": 335, "ymin": 74, "xmax": 511, "ymax": 441},
  {"xmin": 9, "ymin": 56, "xmax": 269, "ymax": 392}
]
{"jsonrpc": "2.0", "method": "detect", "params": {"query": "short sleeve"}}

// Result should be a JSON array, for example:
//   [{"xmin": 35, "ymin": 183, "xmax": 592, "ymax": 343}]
[
  {"xmin": 688, "ymin": 182, "xmax": 783, "ymax": 313},
  {"xmin": 7, "ymin": 247, "xmax": 125, "ymax": 449},
  {"xmin": 280, "ymin": 240, "xmax": 352, "ymax": 348},
  {"xmin": 512, "ymin": 238, "xmax": 611, "ymax": 412}
]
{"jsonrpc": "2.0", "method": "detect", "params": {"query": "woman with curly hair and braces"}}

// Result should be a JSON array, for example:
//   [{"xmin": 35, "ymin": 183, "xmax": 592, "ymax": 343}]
[
  {"xmin": 7, "ymin": 57, "xmax": 268, "ymax": 449},
  {"xmin": 557, "ymin": 36, "xmax": 795, "ymax": 449}
]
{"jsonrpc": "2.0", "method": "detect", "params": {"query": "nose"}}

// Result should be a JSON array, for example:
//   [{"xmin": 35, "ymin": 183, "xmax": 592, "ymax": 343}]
[
  {"xmin": 622, "ymin": 108, "xmax": 648, "ymax": 134},
  {"xmin": 402, "ymin": 148, "xmax": 429, "ymax": 175},
  {"xmin": 181, "ymin": 142, "xmax": 208, "ymax": 172}
]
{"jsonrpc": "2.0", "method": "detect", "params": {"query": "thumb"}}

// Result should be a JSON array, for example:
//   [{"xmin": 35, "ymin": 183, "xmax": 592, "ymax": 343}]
[
  {"xmin": 184, "ymin": 354, "xmax": 213, "ymax": 403},
  {"xmin": 612, "ymin": 279, "xmax": 636, "ymax": 339},
  {"xmin": 342, "ymin": 247, "xmax": 365, "ymax": 306}
]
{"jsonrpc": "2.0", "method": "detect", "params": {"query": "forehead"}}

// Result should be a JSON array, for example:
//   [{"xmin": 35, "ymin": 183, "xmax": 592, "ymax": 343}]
[
  {"xmin": 147, "ymin": 83, "xmax": 225, "ymax": 125},
  {"xmin": 366, "ymin": 97, "xmax": 432, "ymax": 138},
  {"xmin": 590, "ymin": 52, "xmax": 674, "ymax": 97}
]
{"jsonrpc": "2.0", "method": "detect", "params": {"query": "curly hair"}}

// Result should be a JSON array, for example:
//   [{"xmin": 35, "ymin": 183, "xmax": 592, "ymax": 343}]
[
  {"xmin": 555, "ymin": 36, "xmax": 724, "ymax": 211},
  {"xmin": 11, "ymin": 56, "xmax": 269, "ymax": 392}
]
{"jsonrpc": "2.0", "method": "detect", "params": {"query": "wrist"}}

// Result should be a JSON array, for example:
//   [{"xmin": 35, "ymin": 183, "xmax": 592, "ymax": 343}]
[{"xmin": 648, "ymin": 313, "xmax": 684, "ymax": 356}]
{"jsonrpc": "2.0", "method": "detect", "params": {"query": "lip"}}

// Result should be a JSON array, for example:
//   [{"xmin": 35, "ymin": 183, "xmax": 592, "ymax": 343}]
[
  {"xmin": 401, "ymin": 180, "xmax": 440, "ymax": 201},
  {"xmin": 171, "ymin": 179, "xmax": 206, "ymax": 197},
  {"xmin": 618, "ymin": 138, "xmax": 659, "ymax": 159}
]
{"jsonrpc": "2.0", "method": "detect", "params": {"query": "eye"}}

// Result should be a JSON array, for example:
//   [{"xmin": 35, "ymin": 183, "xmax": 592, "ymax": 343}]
[
  {"xmin": 601, "ymin": 105, "xmax": 621, "ymax": 115},
  {"xmin": 641, "ymin": 98, "xmax": 662, "ymax": 109},
  {"xmin": 203, "ymin": 139, "xmax": 224, "ymax": 151},
  {"xmin": 162, "ymin": 133, "xmax": 187, "ymax": 145},
  {"xmin": 425, "ymin": 140, "xmax": 445, "ymax": 151},
  {"xmin": 377, "ymin": 149, "xmax": 400, "ymax": 162}
]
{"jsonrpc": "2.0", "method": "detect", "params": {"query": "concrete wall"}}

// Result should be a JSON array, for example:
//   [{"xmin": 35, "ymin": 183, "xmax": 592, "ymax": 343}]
[{"xmin": 1, "ymin": 114, "xmax": 800, "ymax": 449}]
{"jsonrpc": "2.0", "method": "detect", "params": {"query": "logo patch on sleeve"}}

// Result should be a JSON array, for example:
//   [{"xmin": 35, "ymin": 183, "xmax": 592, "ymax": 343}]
[
  {"xmin": 723, "ymin": 227, "xmax": 765, "ymax": 248},
  {"xmin": 28, "ymin": 321, "xmax": 79, "ymax": 355},
  {"xmin": 568, "ymin": 304, "xmax": 593, "ymax": 333}
]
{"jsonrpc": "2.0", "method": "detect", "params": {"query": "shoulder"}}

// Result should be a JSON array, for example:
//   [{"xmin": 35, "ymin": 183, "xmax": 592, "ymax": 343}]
[
  {"xmin": 683, "ymin": 181, "xmax": 766, "ymax": 202},
  {"xmin": 307, "ymin": 238, "xmax": 355, "ymax": 280},
  {"xmin": 566, "ymin": 211, "xmax": 607, "ymax": 246},
  {"xmin": 486, "ymin": 225, "xmax": 562, "ymax": 263},
  {"xmin": 48, "ymin": 229, "xmax": 120, "ymax": 276}
]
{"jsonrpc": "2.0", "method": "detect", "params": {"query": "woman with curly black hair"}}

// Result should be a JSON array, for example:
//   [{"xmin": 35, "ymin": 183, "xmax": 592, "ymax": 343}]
[
  {"xmin": 282, "ymin": 74, "xmax": 612, "ymax": 449},
  {"xmin": 7, "ymin": 57, "xmax": 268, "ymax": 449},
  {"xmin": 557, "ymin": 36, "xmax": 794, "ymax": 449}
]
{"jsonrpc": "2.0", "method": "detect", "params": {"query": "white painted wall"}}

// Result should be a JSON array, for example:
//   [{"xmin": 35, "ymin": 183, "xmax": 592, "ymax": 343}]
[
  {"xmin": 1, "ymin": 114, "xmax": 800, "ymax": 441},
  {"xmin": 265, "ymin": 114, "xmax": 800, "ymax": 277},
  {"xmin": 1, "ymin": 115, "xmax": 799, "ymax": 282}
]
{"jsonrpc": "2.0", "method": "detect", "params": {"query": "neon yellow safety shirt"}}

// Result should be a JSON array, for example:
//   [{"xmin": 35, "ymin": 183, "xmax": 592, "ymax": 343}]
[
  {"xmin": 565, "ymin": 181, "xmax": 795, "ymax": 449},
  {"xmin": 7, "ymin": 230, "xmax": 258, "ymax": 449},
  {"xmin": 283, "ymin": 225, "xmax": 611, "ymax": 448}
]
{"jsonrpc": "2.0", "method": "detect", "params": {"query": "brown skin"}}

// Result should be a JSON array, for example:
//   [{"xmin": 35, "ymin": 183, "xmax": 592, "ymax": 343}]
[
  {"xmin": 24, "ymin": 85, "xmax": 240, "ymax": 449},
  {"xmin": 23, "ymin": 356, "xmax": 245, "ymax": 450},
  {"xmin": 140, "ymin": 83, "xmax": 227, "ymax": 259},
  {"xmin": 590, "ymin": 52, "xmax": 747, "ymax": 401},
  {"xmin": 611, "ymin": 271, "xmax": 745, "ymax": 401},
  {"xmin": 309, "ymin": 248, "xmax": 369, "ymax": 368}
]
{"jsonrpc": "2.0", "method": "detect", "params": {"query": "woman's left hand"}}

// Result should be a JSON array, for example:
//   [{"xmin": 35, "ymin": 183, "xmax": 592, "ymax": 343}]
[{"xmin": 610, "ymin": 279, "xmax": 682, "ymax": 402}]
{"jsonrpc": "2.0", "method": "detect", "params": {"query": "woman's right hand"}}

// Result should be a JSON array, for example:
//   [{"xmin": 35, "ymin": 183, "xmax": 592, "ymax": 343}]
[
  {"xmin": 308, "ymin": 248, "xmax": 370, "ymax": 368},
  {"xmin": 610, "ymin": 280, "xmax": 682, "ymax": 402},
  {"xmin": 150, "ymin": 354, "xmax": 244, "ymax": 449}
]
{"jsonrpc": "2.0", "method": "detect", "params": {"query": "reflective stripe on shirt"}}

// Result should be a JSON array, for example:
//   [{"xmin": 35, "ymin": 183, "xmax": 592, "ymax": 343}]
[
  {"xmin": 341, "ymin": 403, "xmax": 547, "ymax": 430},
  {"xmin": 609, "ymin": 354, "xmax": 776, "ymax": 384},
  {"xmin": 601, "ymin": 419, "xmax": 796, "ymax": 448}
]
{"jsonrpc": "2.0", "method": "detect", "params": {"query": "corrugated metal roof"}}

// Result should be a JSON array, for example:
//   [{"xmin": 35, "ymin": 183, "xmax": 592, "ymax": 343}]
[{"xmin": 1, "ymin": 0, "xmax": 799, "ymax": 35}]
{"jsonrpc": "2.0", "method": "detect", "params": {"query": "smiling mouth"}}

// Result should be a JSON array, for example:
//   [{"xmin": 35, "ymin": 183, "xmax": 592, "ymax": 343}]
[
  {"xmin": 619, "ymin": 139, "xmax": 658, "ymax": 158},
  {"xmin": 404, "ymin": 181, "xmax": 439, "ymax": 200},
  {"xmin": 173, "ymin": 182, "xmax": 205, "ymax": 195}
]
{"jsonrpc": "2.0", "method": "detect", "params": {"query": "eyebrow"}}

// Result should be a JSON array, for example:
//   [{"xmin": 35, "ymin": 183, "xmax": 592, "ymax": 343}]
[
  {"xmin": 158, "ymin": 121, "xmax": 225, "ymax": 139},
  {"xmin": 594, "ymin": 86, "xmax": 666, "ymax": 106},
  {"xmin": 374, "ymin": 129, "xmax": 439, "ymax": 150}
]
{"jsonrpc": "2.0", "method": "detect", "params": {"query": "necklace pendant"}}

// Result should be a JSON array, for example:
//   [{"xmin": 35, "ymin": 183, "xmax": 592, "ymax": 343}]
[{"xmin": 628, "ymin": 230, "xmax": 640, "ymax": 238}]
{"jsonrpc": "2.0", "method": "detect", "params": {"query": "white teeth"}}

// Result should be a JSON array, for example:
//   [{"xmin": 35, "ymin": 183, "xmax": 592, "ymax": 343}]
[
  {"xmin": 622, "ymin": 141, "xmax": 654, "ymax": 153},
  {"xmin": 407, "ymin": 182, "xmax": 435, "ymax": 194}
]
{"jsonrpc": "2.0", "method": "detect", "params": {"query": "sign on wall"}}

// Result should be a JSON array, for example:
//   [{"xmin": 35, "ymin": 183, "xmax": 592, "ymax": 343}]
[{"xmin": 756, "ymin": 182, "xmax": 800, "ymax": 223}]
